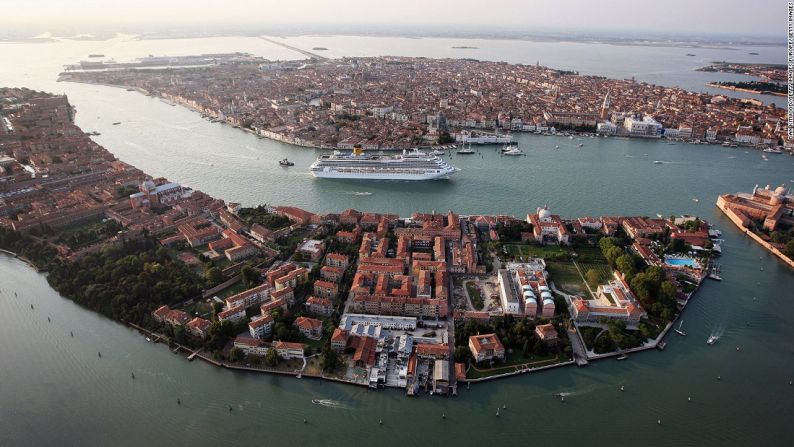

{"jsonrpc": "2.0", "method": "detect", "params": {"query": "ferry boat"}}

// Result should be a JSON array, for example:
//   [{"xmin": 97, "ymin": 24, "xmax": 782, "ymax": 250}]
[{"xmin": 310, "ymin": 145, "xmax": 459, "ymax": 181}]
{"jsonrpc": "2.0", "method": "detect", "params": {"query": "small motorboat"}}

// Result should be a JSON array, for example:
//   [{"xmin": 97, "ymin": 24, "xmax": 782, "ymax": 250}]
[
  {"xmin": 674, "ymin": 320, "xmax": 687, "ymax": 336},
  {"xmin": 430, "ymin": 149, "xmax": 445, "ymax": 156},
  {"xmin": 112, "ymin": 122, "xmax": 121, "ymax": 125},
  {"xmin": 707, "ymin": 335, "xmax": 719, "ymax": 345},
  {"xmin": 279, "ymin": 158, "xmax": 294, "ymax": 167},
  {"xmin": 353, "ymin": 191, "xmax": 373, "ymax": 196},
  {"xmin": 503, "ymin": 146, "xmax": 525, "ymax": 156},
  {"xmin": 653, "ymin": 160, "xmax": 664, "ymax": 164}
]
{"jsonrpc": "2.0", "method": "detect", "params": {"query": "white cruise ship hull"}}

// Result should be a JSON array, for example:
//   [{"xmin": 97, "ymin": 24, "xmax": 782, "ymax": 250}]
[
  {"xmin": 311, "ymin": 169, "xmax": 457, "ymax": 180},
  {"xmin": 309, "ymin": 149, "xmax": 459, "ymax": 181}
]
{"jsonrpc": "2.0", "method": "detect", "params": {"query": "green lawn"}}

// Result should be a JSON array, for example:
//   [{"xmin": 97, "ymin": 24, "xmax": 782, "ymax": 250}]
[
  {"xmin": 215, "ymin": 281, "xmax": 249, "ymax": 299},
  {"xmin": 465, "ymin": 281, "xmax": 484, "ymax": 310},
  {"xmin": 546, "ymin": 261, "xmax": 590, "ymax": 296},
  {"xmin": 467, "ymin": 352, "xmax": 569, "ymax": 379},
  {"xmin": 571, "ymin": 245, "xmax": 607, "ymax": 263},
  {"xmin": 502, "ymin": 244, "xmax": 571, "ymax": 261},
  {"xmin": 579, "ymin": 262, "xmax": 614, "ymax": 288}
]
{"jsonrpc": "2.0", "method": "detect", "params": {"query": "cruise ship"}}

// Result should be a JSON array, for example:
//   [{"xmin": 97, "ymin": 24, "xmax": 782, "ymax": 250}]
[{"xmin": 310, "ymin": 146, "xmax": 459, "ymax": 180}]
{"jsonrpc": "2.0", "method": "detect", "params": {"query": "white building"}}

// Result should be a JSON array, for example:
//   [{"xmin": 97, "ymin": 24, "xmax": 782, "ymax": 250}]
[
  {"xmin": 596, "ymin": 121, "xmax": 618, "ymax": 135},
  {"xmin": 497, "ymin": 269, "xmax": 522, "ymax": 315},
  {"xmin": 623, "ymin": 116, "xmax": 663, "ymax": 137},
  {"xmin": 248, "ymin": 315, "xmax": 274, "ymax": 339},
  {"xmin": 339, "ymin": 313, "xmax": 417, "ymax": 331}
]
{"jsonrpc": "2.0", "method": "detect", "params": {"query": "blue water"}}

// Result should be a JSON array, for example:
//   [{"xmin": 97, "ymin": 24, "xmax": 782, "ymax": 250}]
[{"xmin": 665, "ymin": 256, "xmax": 700, "ymax": 268}]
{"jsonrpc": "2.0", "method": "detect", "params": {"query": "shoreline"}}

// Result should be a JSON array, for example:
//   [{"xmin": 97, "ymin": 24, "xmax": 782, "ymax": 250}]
[
  {"xmin": 716, "ymin": 199, "xmax": 794, "ymax": 268},
  {"xmin": 706, "ymin": 82, "xmax": 786, "ymax": 97},
  {"xmin": 63, "ymin": 78, "xmax": 780, "ymax": 154},
  {"xmin": 2, "ymin": 242, "xmax": 704, "ymax": 393}
]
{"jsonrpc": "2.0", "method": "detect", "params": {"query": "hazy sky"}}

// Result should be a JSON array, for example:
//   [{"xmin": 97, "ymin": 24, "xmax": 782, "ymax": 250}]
[{"xmin": 0, "ymin": 0, "xmax": 786, "ymax": 37}]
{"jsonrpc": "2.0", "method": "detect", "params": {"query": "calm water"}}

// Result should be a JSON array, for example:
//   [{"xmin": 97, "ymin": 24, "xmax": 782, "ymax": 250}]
[{"xmin": 1, "ymin": 35, "xmax": 793, "ymax": 446}]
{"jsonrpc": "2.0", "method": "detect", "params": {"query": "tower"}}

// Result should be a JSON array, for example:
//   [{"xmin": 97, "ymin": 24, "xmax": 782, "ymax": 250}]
[{"xmin": 600, "ymin": 90, "xmax": 611, "ymax": 121}]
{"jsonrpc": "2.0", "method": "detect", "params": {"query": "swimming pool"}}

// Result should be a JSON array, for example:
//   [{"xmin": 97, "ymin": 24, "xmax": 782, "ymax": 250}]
[{"xmin": 664, "ymin": 256, "xmax": 700, "ymax": 268}]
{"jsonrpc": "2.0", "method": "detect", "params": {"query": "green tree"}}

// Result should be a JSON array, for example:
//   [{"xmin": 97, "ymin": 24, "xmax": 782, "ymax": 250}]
[
  {"xmin": 659, "ymin": 281, "xmax": 677, "ymax": 302},
  {"xmin": 615, "ymin": 254, "xmax": 636, "ymax": 278},
  {"xmin": 605, "ymin": 246, "xmax": 623, "ymax": 267},
  {"xmin": 205, "ymin": 267, "xmax": 224, "ymax": 285},
  {"xmin": 785, "ymin": 240, "xmax": 794, "ymax": 258},
  {"xmin": 264, "ymin": 348, "xmax": 279, "ymax": 367},
  {"xmin": 585, "ymin": 268, "xmax": 601, "ymax": 287},
  {"xmin": 240, "ymin": 265, "xmax": 259, "ymax": 288},
  {"xmin": 454, "ymin": 345, "xmax": 471, "ymax": 363},
  {"xmin": 320, "ymin": 345, "xmax": 341, "ymax": 372},
  {"xmin": 437, "ymin": 131, "xmax": 455, "ymax": 144},
  {"xmin": 228, "ymin": 347, "xmax": 244, "ymax": 363}
]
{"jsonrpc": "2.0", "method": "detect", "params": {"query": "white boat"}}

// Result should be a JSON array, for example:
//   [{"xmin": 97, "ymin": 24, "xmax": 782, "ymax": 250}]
[
  {"xmin": 503, "ymin": 146, "xmax": 525, "ymax": 156},
  {"xmin": 501, "ymin": 143, "xmax": 524, "ymax": 156},
  {"xmin": 353, "ymin": 191, "xmax": 373, "ymax": 196},
  {"xmin": 653, "ymin": 160, "xmax": 664, "ymax": 164},
  {"xmin": 674, "ymin": 320, "xmax": 687, "ymax": 336},
  {"xmin": 656, "ymin": 213, "xmax": 664, "ymax": 218},
  {"xmin": 430, "ymin": 149, "xmax": 445, "ymax": 156},
  {"xmin": 310, "ymin": 146, "xmax": 459, "ymax": 180},
  {"xmin": 693, "ymin": 198, "xmax": 700, "ymax": 203},
  {"xmin": 456, "ymin": 143, "xmax": 475, "ymax": 154},
  {"xmin": 763, "ymin": 147, "xmax": 783, "ymax": 154},
  {"xmin": 707, "ymin": 335, "xmax": 719, "ymax": 345}
]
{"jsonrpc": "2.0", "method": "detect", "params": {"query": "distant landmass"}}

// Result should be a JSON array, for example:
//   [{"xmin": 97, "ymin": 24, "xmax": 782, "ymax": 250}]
[{"xmin": 452, "ymin": 45, "xmax": 479, "ymax": 49}]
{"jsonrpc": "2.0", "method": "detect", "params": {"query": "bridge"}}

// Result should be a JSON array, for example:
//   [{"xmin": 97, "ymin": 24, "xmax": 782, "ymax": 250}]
[{"xmin": 259, "ymin": 37, "xmax": 329, "ymax": 61}]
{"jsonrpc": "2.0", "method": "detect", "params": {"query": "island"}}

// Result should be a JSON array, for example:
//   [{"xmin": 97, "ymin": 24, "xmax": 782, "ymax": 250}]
[
  {"xmin": 57, "ymin": 54, "xmax": 788, "ymax": 151},
  {"xmin": 706, "ymin": 81, "xmax": 786, "ymax": 97},
  {"xmin": 696, "ymin": 61, "xmax": 786, "ymax": 82},
  {"xmin": 717, "ymin": 185, "xmax": 794, "ymax": 268},
  {"xmin": 0, "ymin": 88, "xmax": 724, "ymax": 395}
]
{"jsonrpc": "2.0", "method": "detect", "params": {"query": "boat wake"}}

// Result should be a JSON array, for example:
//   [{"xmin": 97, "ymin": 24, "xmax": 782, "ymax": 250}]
[
  {"xmin": 311, "ymin": 398, "xmax": 349, "ymax": 409},
  {"xmin": 707, "ymin": 322, "xmax": 727, "ymax": 344}
]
